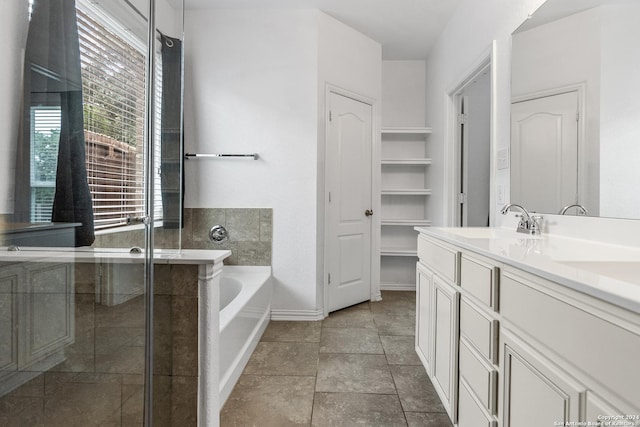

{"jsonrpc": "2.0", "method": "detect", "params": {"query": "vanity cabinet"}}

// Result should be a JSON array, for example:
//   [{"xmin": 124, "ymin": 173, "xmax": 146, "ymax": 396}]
[
  {"xmin": 415, "ymin": 228, "xmax": 640, "ymax": 427},
  {"xmin": 0, "ymin": 261, "xmax": 75, "ymax": 396},
  {"xmin": 416, "ymin": 235, "xmax": 459, "ymax": 422}
]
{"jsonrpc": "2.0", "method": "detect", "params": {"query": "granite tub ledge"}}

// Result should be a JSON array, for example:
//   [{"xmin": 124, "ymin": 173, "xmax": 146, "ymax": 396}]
[{"xmin": 0, "ymin": 247, "xmax": 232, "ymax": 265}]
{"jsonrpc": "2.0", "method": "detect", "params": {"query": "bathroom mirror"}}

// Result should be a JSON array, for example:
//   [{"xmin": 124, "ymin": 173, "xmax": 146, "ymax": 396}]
[{"xmin": 510, "ymin": 0, "xmax": 640, "ymax": 220}]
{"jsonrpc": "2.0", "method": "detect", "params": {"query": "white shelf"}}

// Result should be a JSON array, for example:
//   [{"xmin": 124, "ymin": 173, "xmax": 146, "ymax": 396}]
[
  {"xmin": 382, "ymin": 127, "xmax": 432, "ymax": 135},
  {"xmin": 381, "ymin": 189, "xmax": 432, "ymax": 196},
  {"xmin": 381, "ymin": 219, "xmax": 432, "ymax": 226},
  {"xmin": 380, "ymin": 248, "xmax": 418, "ymax": 257},
  {"xmin": 379, "ymin": 123, "xmax": 431, "ymax": 292},
  {"xmin": 381, "ymin": 159, "xmax": 432, "ymax": 165}
]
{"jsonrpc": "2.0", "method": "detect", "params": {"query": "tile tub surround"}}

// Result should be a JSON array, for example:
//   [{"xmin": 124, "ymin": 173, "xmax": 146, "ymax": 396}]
[
  {"xmin": 91, "ymin": 207, "xmax": 273, "ymax": 266},
  {"xmin": 221, "ymin": 291, "xmax": 452, "ymax": 427},
  {"xmin": 182, "ymin": 208, "xmax": 272, "ymax": 266},
  {"xmin": 0, "ymin": 263, "xmax": 201, "ymax": 426},
  {"xmin": 0, "ymin": 250, "xmax": 229, "ymax": 427}
]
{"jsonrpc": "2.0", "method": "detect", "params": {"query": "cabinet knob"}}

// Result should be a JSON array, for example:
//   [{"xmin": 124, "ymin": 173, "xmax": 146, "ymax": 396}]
[{"xmin": 365, "ymin": 209, "xmax": 374, "ymax": 217}]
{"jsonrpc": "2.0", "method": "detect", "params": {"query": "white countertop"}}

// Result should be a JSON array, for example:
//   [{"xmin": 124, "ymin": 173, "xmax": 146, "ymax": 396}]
[
  {"xmin": 0, "ymin": 247, "xmax": 232, "ymax": 265},
  {"xmin": 416, "ymin": 227, "xmax": 640, "ymax": 314}
]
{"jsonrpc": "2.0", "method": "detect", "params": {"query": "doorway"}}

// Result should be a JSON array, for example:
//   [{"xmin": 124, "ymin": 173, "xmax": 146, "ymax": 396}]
[
  {"xmin": 325, "ymin": 90, "xmax": 374, "ymax": 313},
  {"xmin": 454, "ymin": 66, "xmax": 492, "ymax": 227}
]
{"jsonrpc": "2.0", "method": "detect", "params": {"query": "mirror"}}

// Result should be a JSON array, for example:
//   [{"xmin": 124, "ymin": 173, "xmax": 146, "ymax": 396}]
[{"xmin": 510, "ymin": 0, "xmax": 640, "ymax": 219}]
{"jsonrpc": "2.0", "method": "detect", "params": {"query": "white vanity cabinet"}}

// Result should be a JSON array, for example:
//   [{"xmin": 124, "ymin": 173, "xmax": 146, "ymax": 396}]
[
  {"xmin": 416, "ymin": 235, "xmax": 460, "ymax": 422},
  {"xmin": 415, "ymin": 228, "xmax": 640, "ymax": 427},
  {"xmin": 0, "ymin": 261, "xmax": 75, "ymax": 396}
]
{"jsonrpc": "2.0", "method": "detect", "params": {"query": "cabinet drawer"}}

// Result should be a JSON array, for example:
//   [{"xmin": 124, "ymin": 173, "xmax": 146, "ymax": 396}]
[
  {"xmin": 460, "ymin": 298, "xmax": 497, "ymax": 363},
  {"xmin": 501, "ymin": 271, "xmax": 640, "ymax": 410},
  {"xmin": 418, "ymin": 236, "xmax": 458, "ymax": 283},
  {"xmin": 458, "ymin": 377, "xmax": 496, "ymax": 427},
  {"xmin": 460, "ymin": 254, "xmax": 498, "ymax": 309},
  {"xmin": 459, "ymin": 338, "xmax": 497, "ymax": 415}
]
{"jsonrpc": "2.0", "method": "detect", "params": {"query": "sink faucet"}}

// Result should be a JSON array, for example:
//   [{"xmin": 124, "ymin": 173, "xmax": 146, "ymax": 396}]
[
  {"xmin": 500, "ymin": 203, "xmax": 542, "ymax": 235},
  {"xmin": 558, "ymin": 203, "xmax": 588, "ymax": 216}
]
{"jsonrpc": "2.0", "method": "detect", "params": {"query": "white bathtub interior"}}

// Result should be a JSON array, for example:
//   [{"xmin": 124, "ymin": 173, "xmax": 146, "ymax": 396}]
[{"xmin": 218, "ymin": 266, "xmax": 272, "ymax": 406}]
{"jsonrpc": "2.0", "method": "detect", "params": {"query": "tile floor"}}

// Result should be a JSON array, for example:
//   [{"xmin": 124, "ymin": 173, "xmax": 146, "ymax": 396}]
[{"xmin": 220, "ymin": 291, "xmax": 453, "ymax": 427}]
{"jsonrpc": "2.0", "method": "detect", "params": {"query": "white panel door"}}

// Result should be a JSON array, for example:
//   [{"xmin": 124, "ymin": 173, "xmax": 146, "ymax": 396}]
[
  {"xmin": 416, "ymin": 263, "xmax": 433, "ymax": 375},
  {"xmin": 511, "ymin": 91, "xmax": 579, "ymax": 214},
  {"xmin": 431, "ymin": 274, "xmax": 460, "ymax": 422},
  {"xmin": 327, "ymin": 92, "xmax": 373, "ymax": 313}
]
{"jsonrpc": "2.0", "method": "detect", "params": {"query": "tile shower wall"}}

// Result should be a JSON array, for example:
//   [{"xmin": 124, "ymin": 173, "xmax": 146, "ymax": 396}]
[
  {"xmin": 182, "ymin": 208, "xmax": 272, "ymax": 266},
  {"xmin": 0, "ymin": 261, "xmax": 200, "ymax": 426},
  {"xmin": 92, "ymin": 208, "xmax": 273, "ymax": 266}
]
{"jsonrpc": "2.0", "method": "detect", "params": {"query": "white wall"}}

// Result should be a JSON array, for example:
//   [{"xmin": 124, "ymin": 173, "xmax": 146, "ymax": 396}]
[
  {"xmin": 511, "ymin": 8, "xmax": 601, "ymax": 216},
  {"xmin": 599, "ymin": 3, "xmax": 640, "ymax": 219},
  {"xmin": 0, "ymin": 1, "xmax": 29, "ymax": 215},
  {"xmin": 185, "ymin": 8, "xmax": 381, "ymax": 315},
  {"xmin": 381, "ymin": 61, "xmax": 426, "ymax": 127},
  {"xmin": 424, "ymin": 0, "xmax": 546, "ymax": 226},
  {"xmin": 316, "ymin": 13, "xmax": 382, "ymax": 308},
  {"xmin": 184, "ymin": 9, "xmax": 320, "ymax": 313}
]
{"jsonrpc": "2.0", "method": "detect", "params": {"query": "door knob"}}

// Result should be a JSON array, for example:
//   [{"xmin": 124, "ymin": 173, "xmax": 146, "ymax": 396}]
[{"xmin": 365, "ymin": 209, "xmax": 373, "ymax": 217}]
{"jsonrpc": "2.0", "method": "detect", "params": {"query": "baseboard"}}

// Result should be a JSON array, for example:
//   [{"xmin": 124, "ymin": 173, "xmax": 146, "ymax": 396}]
[
  {"xmin": 381, "ymin": 283, "xmax": 416, "ymax": 291},
  {"xmin": 270, "ymin": 308, "xmax": 324, "ymax": 321}
]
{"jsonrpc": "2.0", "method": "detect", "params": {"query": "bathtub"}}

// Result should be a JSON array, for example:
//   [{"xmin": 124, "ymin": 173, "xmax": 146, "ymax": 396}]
[{"xmin": 218, "ymin": 266, "xmax": 272, "ymax": 405}]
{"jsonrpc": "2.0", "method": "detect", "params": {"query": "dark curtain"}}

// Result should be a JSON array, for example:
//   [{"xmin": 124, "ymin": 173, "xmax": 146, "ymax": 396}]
[
  {"xmin": 160, "ymin": 33, "xmax": 184, "ymax": 229},
  {"xmin": 15, "ymin": 0, "xmax": 95, "ymax": 246}
]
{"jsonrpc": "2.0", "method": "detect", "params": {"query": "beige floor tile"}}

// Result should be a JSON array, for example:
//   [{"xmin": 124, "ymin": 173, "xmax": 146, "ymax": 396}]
[
  {"xmin": 311, "ymin": 392, "xmax": 407, "ymax": 427},
  {"xmin": 373, "ymin": 313, "xmax": 416, "ymax": 336},
  {"xmin": 322, "ymin": 305, "xmax": 376, "ymax": 329},
  {"xmin": 381, "ymin": 335, "xmax": 422, "ymax": 365},
  {"xmin": 405, "ymin": 411, "xmax": 453, "ymax": 427},
  {"xmin": 319, "ymin": 327, "xmax": 383, "ymax": 354},
  {"xmin": 221, "ymin": 375, "xmax": 316, "ymax": 427},
  {"xmin": 390, "ymin": 365, "xmax": 446, "ymax": 412},
  {"xmin": 261, "ymin": 321, "xmax": 322, "ymax": 342},
  {"xmin": 316, "ymin": 353, "xmax": 396, "ymax": 394},
  {"xmin": 243, "ymin": 342, "xmax": 319, "ymax": 376},
  {"xmin": 370, "ymin": 296, "xmax": 416, "ymax": 314}
]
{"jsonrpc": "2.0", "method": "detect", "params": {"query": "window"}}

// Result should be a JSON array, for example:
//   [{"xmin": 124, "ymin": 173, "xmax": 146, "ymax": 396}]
[
  {"xmin": 30, "ymin": 107, "xmax": 61, "ymax": 223},
  {"xmin": 29, "ymin": 2, "xmax": 163, "ymax": 230}
]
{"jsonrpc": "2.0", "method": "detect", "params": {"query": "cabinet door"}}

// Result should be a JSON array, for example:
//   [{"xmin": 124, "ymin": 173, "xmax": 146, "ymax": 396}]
[
  {"xmin": 431, "ymin": 274, "xmax": 460, "ymax": 422},
  {"xmin": 0, "ymin": 265, "xmax": 20, "ymax": 378},
  {"xmin": 416, "ymin": 262, "xmax": 432, "ymax": 374},
  {"xmin": 502, "ymin": 331, "xmax": 584, "ymax": 427},
  {"xmin": 18, "ymin": 262, "xmax": 75, "ymax": 369}
]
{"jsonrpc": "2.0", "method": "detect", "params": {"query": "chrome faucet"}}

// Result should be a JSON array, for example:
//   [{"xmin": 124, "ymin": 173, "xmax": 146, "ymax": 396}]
[
  {"xmin": 500, "ymin": 203, "xmax": 542, "ymax": 235},
  {"xmin": 558, "ymin": 203, "xmax": 588, "ymax": 216}
]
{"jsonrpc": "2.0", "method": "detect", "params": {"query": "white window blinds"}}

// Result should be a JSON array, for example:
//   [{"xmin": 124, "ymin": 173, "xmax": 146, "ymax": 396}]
[{"xmin": 77, "ymin": 7, "xmax": 147, "ymax": 230}]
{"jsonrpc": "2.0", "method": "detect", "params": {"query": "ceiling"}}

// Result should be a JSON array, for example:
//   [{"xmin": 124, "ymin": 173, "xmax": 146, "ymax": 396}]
[{"xmin": 182, "ymin": 0, "xmax": 463, "ymax": 59}]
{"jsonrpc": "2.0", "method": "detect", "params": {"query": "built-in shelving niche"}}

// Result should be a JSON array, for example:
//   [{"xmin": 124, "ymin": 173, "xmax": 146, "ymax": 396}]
[{"xmin": 379, "ymin": 127, "xmax": 432, "ymax": 291}]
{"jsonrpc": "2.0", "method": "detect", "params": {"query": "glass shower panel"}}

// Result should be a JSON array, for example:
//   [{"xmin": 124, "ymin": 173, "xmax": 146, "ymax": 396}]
[{"xmin": 0, "ymin": 0, "xmax": 169, "ymax": 424}]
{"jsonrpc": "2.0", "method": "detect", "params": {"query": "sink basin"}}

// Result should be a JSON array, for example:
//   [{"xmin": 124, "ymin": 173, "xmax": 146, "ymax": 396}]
[
  {"xmin": 442, "ymin": 227, "xmax": 537, "ymax": 240},
  {"xmin": 559, "ymin": 261, "xmax": 640, "ymax": 283}
]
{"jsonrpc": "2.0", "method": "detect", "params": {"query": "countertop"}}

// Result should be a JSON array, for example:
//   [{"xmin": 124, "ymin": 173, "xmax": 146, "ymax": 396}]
[
  {"xmin": 0, "ymin": 247, "xmax": 232, "ymax": 265},
  {"xmin": 416, "ymin": 227, "xmax": 640, "ymax": 314}
]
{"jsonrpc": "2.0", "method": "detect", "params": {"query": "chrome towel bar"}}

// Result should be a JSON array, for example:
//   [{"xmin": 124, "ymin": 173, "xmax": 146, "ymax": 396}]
[{"xmin": 184, "ymin": 153, "xmax": 259, "ymax": 160}]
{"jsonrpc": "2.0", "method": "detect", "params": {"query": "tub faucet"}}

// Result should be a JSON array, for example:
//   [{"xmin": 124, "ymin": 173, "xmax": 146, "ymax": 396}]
[
  {"xmin": 500, "ymin": 203, "xmax": 542, "ymax": 235},
  {"xmin": 558, "ymin": 203, "xmax": 588, "ymax": 216}
]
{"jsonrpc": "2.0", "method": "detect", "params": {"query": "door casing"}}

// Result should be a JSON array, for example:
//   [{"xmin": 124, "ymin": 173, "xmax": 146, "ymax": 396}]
[{"xmin": 322, "ymin": 84, "xmax": 379, "ymax": 317}]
